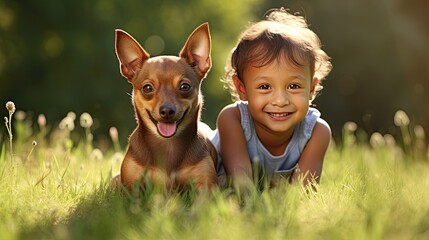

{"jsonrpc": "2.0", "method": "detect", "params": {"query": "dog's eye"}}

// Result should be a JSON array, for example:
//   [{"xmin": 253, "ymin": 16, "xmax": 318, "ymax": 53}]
[
  {"xmin": 142, "ymin": 84, "xmax": 154, "ymax": 94},
  {"xmin": 179, "ymin": 82, "xmax": 192, "ymax": 92}
]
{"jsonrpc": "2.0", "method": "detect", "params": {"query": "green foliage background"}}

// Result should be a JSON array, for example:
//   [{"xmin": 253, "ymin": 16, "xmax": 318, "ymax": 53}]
[{"xmin": 1, "ymin": 0, "xmax": 428, "ymax": 143}]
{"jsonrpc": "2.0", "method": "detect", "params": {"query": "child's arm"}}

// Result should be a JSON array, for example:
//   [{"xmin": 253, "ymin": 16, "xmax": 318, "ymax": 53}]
[
  {"xmin": 292, "ymin": 118, "xmax": 331, "ymax": 188},
  {"xmin": 217, "ymin": 104, "xmax": 253, "ymax": 184}
]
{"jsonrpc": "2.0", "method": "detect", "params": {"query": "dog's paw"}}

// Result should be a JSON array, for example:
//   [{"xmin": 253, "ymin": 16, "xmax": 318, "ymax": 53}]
[{"xmin": 110, "ymin": 173, "xmax": 122, "ymax": 190}]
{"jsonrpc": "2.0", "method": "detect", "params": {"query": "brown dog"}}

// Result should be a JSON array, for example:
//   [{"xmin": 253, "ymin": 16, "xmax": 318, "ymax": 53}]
[{"xmin": 113, "ymin": 23, "xmax": 217, "ymax": 192}]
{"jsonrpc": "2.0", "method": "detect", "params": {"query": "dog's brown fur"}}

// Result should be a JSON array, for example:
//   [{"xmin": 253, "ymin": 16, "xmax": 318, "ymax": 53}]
[{"xmin": 113, "ymin": 23, "xmax": 217, "ymax": 192}]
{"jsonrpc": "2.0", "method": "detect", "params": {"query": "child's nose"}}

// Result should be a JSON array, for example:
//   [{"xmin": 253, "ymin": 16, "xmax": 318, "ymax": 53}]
[{"xmin": 271, "ymin": 90, "xmax": 290, "ymax": 106}]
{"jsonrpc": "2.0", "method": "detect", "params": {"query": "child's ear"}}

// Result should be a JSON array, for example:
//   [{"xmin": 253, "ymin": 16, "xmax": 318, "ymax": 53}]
[
  {"xmin": 310, "ymin": 78, "xmax": 319, "ymax": 99},
  {"xmin": 232, "ymin": 75, "xmax": 247, "ymax": 100}
]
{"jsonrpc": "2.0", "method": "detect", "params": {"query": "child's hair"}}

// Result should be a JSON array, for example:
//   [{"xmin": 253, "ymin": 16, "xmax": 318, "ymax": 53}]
[{"xmin": 224, "ymin": 8, "xmax": 332, "ymax": 101}]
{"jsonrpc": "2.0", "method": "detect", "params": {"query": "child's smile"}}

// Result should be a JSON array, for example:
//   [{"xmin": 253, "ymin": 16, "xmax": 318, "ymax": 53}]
[{"xmin": 267, "ymin": 111, "xmax": 293, "ymax": 120}]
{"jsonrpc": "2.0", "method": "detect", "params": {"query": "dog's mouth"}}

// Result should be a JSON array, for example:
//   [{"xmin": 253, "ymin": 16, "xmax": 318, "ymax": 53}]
[{"xmin": 146, "ymin": 109, "xmax": 188, "ymax": 138}]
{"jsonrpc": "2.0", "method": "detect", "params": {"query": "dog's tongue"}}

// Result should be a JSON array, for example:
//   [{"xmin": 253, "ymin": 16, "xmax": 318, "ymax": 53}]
[{"xmin": 157, "ymin": 122, "xmax": 177, "ymax": 138}]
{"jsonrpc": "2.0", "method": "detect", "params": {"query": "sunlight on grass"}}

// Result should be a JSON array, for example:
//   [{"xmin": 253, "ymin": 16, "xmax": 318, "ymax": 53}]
[{"xmin": 1, "ymin": 105, "xmax": 429, "ymax": 239}]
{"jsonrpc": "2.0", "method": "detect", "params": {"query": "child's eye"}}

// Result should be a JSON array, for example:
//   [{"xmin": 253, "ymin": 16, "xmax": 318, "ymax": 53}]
[
  {"xmin": 288, "ymin": 84, "xmax": 301, "ymax": 89},
  {"xmin": 258, "ymin": 84, "xmax": 271, "ymax": 90}
]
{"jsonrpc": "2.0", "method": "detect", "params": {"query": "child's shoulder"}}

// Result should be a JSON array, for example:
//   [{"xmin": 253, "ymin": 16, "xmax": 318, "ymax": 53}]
[
  {"xmin": 218, "ymin": 102, "xmax": 241, "ymax": 124},
  {"xmin": 308, "ymin": 107, "xmax": 330, "ymax": 133},
  {"xmin": 312, "ymin": 117, "xmax": 331, "ymax": 143},
  {"xmin": 302, "ymin": 108, "xmax": 330, "ymax": 142},
  {"xmin": 219, "ymin": 101, "xmax": 247, "ymax": 116}
]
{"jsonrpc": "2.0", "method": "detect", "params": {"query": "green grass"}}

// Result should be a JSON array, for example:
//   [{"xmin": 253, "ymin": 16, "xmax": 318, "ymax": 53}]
[{"xmin": 1, "ymin": 110, "xmax": 429, "ymax": 240}]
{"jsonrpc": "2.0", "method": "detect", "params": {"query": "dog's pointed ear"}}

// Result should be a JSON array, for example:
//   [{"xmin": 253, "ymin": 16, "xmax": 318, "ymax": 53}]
[
  {"xmin": 179, "ymin": 23, "xmax": 211, "ymax": 80},
  {"xmin": 115, "ymin": 29, "xmax": 150, "ymax": 81}
]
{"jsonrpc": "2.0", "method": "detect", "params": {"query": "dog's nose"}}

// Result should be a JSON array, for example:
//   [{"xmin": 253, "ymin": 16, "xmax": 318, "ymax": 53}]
[{"xmin": 159, "ymin": 105, "xmax": 176, "ymax": 120}]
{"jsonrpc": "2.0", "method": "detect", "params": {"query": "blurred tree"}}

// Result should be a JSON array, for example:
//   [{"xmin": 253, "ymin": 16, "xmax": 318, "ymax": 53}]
[
  {"xmin": 0, "ymin": 0, "xmax": 260, "ymax": 144},
  {"xmin": 1, "ymin": 0, "xmax": 428, "ymax": 144}
]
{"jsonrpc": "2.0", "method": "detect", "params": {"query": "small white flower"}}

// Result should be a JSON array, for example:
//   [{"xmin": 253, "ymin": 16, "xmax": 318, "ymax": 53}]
[
  {"xmin": 38, "ymin": 114, "xmax": 47, "ymax": 128},
  {"xmin": 109, "ymin": 127, "xmax": 119, "ymax": 142},
  {"xmin": 5, "ymin": 101, "xmax": 15, "ymax": 114},
  {"xmin": 14, "ymin": 110, "xmax": 26, "ymax": 121},
  {"xmin": 110, "ymin": 152, "xmax": 123, "ymax": 164},
  {"xmin": 414, "ymin": 125, "xmax": 426, "ymax": 140},
  {"xmin": 343, "ymin": 121, "xmax": 357, "ymax": 132},
  {"xmin": 67, "ymin": 112, "xmax": 76, "ymax": 120},
  {"xmin": 384, "ymin": 134, "xmax": 396, "ymax": 147},
  {"xmin": 80, "ymin": 112, "xmax": 93, "ymax": 128},
  {"xmin": 90, "ymin": 148, "xmax": 104, "ymax": 161},
  {"xmin": 394, "ymin": 110, "xmax": 410, "ymax": 127},
  {"xmin": 370, "ymin": 132, "xmax": 385, "ymax": 148},
  {"xmin": 59, "ymin": 116, "xmax": 75, "ymax": 131}
]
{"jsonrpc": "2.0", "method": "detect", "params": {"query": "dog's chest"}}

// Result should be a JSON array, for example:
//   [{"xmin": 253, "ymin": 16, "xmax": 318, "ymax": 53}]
[{"xmin": 147, "ymin": 140, "xmax": 188, "ymax": 171}]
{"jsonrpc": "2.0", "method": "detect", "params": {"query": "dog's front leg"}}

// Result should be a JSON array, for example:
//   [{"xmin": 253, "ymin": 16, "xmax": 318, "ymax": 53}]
[
  {"xmin": 176, "ymin": 157, "xmax": 218, "ymax": 192},
  {"xmin": 111, "ymin": 173, "xmax": 122, "ymax": 190},
  {"xmin": 121, "ymin": 154, "xmax": 171, "ymax": 191},
  {"xmin": 120, "ymin": 154, "xmax": 147, "ymax": 190}
]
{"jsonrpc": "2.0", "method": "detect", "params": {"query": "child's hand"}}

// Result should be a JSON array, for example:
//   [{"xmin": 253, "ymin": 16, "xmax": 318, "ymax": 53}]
[{"xmin": 231, "ymin": 175, "xmax": 257, "ymax": 201}]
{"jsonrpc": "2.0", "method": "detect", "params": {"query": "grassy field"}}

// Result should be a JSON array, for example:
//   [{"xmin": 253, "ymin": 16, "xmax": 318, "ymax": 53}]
[{"xmin": 1, "ymin": 107, "xmax": 429, "ymax": 240}]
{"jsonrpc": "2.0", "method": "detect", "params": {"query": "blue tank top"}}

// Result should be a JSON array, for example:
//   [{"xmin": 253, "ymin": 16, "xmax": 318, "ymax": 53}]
[{"xmin": 211, "ymin": 101, "xmax": 321, "ymax": 187}]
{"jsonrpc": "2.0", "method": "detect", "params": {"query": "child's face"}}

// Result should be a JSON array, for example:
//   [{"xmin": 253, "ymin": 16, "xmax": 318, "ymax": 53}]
[{"xmin": 234, "ymin": 57, "xmax": 316, "ymax": 136}]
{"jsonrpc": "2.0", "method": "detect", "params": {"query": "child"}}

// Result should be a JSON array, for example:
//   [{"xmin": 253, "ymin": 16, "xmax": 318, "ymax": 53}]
[{"xmin": 211, "ymin": 8, "xmax": 332, "ymax": 190}]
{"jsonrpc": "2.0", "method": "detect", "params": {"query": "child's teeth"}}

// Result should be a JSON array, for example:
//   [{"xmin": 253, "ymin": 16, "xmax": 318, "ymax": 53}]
[{"xmin": 271, "ymin": 113, "xmax": 289, "ymax": 117}]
